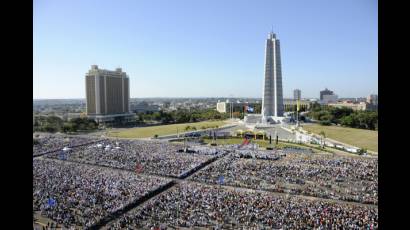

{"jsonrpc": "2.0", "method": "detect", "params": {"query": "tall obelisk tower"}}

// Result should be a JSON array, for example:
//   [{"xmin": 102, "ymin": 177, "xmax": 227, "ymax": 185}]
[{"xmin": 262, "ymin": 31, "xmax": 284, "ymax": 123}]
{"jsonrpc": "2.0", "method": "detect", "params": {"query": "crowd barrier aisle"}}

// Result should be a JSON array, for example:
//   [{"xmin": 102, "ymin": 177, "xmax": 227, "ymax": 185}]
[
  {"xmin": 33, "ymin": 139, "xmax": 108, "ymax": 158},
  {"xmin": 87, "ymin": 181, "xmax": 177, "ymax": 230},
  {"xmin": 179, "ymin": 155, "xmax": 222, "ymax": 179}
]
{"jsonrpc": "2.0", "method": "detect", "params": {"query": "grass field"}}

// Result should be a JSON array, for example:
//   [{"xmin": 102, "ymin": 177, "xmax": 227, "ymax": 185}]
[
  {"xmin": 302, "ymin": 124, "xmax": 378, "ymax": 152},
  {"xmin": 108, "ymin": 120, "xmax": 228, "ymax": 138}
]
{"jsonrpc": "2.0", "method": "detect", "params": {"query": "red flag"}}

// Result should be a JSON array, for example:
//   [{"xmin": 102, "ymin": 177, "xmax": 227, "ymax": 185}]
[{"xmin": 135, "ymin": 163, "xmax": 143, "ymax": 173}]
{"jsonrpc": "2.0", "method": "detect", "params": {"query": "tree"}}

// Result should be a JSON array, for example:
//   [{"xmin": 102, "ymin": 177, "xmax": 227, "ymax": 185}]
[
  {"xmin": 319, "ymin": 120, "xmax": 331, "ymax": 126},
  {"xmin": 310, "ymin": 102, "xmax": 322, "ymax": 112},
  {"xmin": 62, "ymin": 123, "xmax": 76, "ymax": 133},
  {"xmin": 69, "ymin": 117, "xmax": 98, "ymax": 131},
  {"xmin": 137, "ymin": 114, "xmax": 144, "ymax": 123},
  {"xmin": 329, "ymin": 107, "xmax": 354, "ymax": 123},
  {"xmin": 340, "ymin": 115, "xmax": 354, "ymax": 127},
  {"xmin": 358, "ymin": 148, "xmax": 367, "ymax": 155}
]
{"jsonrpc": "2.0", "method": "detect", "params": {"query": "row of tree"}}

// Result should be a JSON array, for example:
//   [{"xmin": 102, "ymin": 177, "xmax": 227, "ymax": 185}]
[
  {"xmin": 33, "ymin": 116, "xmax": 98, "ymax": 133},
  {"xmin": 307, "ymin": 103, "xmax": 378, "ymax": 130},
  {"xmin": 137, "ymin": 108, "xmax": 229, "ymax": 124}
]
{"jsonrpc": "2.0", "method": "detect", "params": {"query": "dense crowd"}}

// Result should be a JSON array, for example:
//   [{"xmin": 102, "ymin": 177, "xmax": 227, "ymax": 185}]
[
  {"xmin": 190, "ymin": 153, "xmax": 378, "ymax": 204},
  {"xmin": 189, "ymin": 145, "xmax": 224, "ymax": 155},
  {"xmin": 33, "ymin": 158, "xmax": 171, "ymax": 228},
  {"xmin": 233, "ymin": 149, "xmax": 281, "ymax": 160},
  {"xmin": 33, "ymin": 134, "xmax": 378, "ymax": 228},
  {"xmin": 109, "ymin": 182, "xmax": 378, "ymax": 229},
  {"xmin": 33, "ymin": 133, "xmax": 100, "ymax": 156},
  {"xmin": 46, "ymin": 139, "xmax": 215, "ymax": 177}
]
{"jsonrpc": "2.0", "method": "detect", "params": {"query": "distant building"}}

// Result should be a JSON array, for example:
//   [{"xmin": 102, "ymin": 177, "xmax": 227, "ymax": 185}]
[
  {"xmin": 308, "ymin": 98, "xmax": 319, "ymax": 102},
  {"xmin": 293, "ymin": 89, "xmax": 301, "ymax": 101},
  {"xmin": 367, "ymin": 94, "xmax": 378, "ymax": 106},
  {"xmin": 62, "ymin": 113, "xmax": 84, "ymax": 121},
  {"xmin": 283, "ymin": 99, "xmax": 310, "ymax": 111},
  {"xmin": 131, "ymin": 101, "xmax": 160, "ymax": 113},
  {"xmin": 85, "ymin": 65, "xmax": 134, "ymax": 124},
  {"xmin": 320, "ymin": 88, "xmax": 334, "ymax": 100},
  {"xmin": 328, "ymin": 101, "xmax": 367, "ymax": 111},
  {"xmin": 321, "ymin": 94, "xmax": 338, "ymax": 104},
  {"xmin": 216, "ymin": 101, "xmax": 228, "ymax": 113}
]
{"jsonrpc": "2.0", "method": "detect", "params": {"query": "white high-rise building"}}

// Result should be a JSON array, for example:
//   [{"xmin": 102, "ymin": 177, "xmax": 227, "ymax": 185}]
[{"xmin": 262, "ymin": 31, "xmax": 284, "ymax": 122}]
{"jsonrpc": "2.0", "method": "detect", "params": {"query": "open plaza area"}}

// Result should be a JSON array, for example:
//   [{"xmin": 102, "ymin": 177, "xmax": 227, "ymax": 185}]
[{"xmin": 33, "ymin": 134, "xmax": 378, "ymax": 229}]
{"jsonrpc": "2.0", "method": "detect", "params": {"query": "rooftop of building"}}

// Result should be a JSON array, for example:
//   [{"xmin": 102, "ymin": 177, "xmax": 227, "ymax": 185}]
[{"xmin": 87, "ymin": 65, "xmax": 128, "ymax": 77}]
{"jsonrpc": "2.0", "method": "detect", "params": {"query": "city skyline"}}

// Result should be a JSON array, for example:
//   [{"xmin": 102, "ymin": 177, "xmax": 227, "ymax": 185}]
[{"xmin": 34, "ymin": 0, "xmax": 378, "ymax": 99}]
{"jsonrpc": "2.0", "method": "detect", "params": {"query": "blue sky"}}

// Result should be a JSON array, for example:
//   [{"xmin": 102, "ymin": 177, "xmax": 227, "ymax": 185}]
[{"xmin": 33, "ymin": 0, "xmax": 377, "ymax": 99}]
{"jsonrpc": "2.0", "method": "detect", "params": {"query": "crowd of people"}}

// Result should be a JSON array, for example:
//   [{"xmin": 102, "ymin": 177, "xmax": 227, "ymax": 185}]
[
  {"xmin": 33, "ymin": 158, "xmax": 171, "ymax": 228},
  {"xmin": 33, "ymin": 133, "xmax": 100, "ymax": 156},
  {"xmin": 189, "ymin": 145, "xmax": 224, "ymax": 155},
  {"xmin": 33, "ymin": 134, "xmax": 378, "ymax": 228},
  {"xmin": 190, "ymin": 152, "xmax": 378, "ymax": 204},
  {"xmin": 45, "ymin": 139, "xmax": 216, "ymax": 178},
  {"xmin": 233, "ymin": 149, "xmax": 282, "ymax": 160},
  {"xmin": 109, "ymin": 182, "xmax": 378, "ymax": 229}
]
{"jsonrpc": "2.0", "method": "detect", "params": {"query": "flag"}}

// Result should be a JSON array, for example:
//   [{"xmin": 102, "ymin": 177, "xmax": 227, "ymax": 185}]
[
  {"xmin": 47, "ymin": 198, "xmax": 56, "ymax": 207},
  {"xmin": 297, "ymin": 99, "xmax": 300, "ymax": 112},
  {"xmin": 135, "ymin": 163, "xmax": 143, "ymax": 173},
  {"xmin": 59, "ymin": 151, "xmax": 66, "ymax": 160},
  {"xmin": 218, "ymin": 175, "xmax": 224, "ymax": 185}
]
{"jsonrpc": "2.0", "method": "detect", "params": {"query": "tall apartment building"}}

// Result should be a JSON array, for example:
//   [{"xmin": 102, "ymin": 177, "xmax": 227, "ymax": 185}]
[
  {"xmin": 293, "ymin": 89, "xmax": 301, "ymax": 101},
  {"xmin": 85, "ymin": 65, "xmax": 133, "ymax": 123}
]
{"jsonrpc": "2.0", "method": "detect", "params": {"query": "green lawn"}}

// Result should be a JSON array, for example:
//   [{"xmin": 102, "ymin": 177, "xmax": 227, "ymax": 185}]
[
  {"xmin": 108, "ymin": 120, "xmax": 228, "ymax": 138},
  {"xmin": 302, "ymin": 124, "xmax": 378, "ymax": 152}
]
